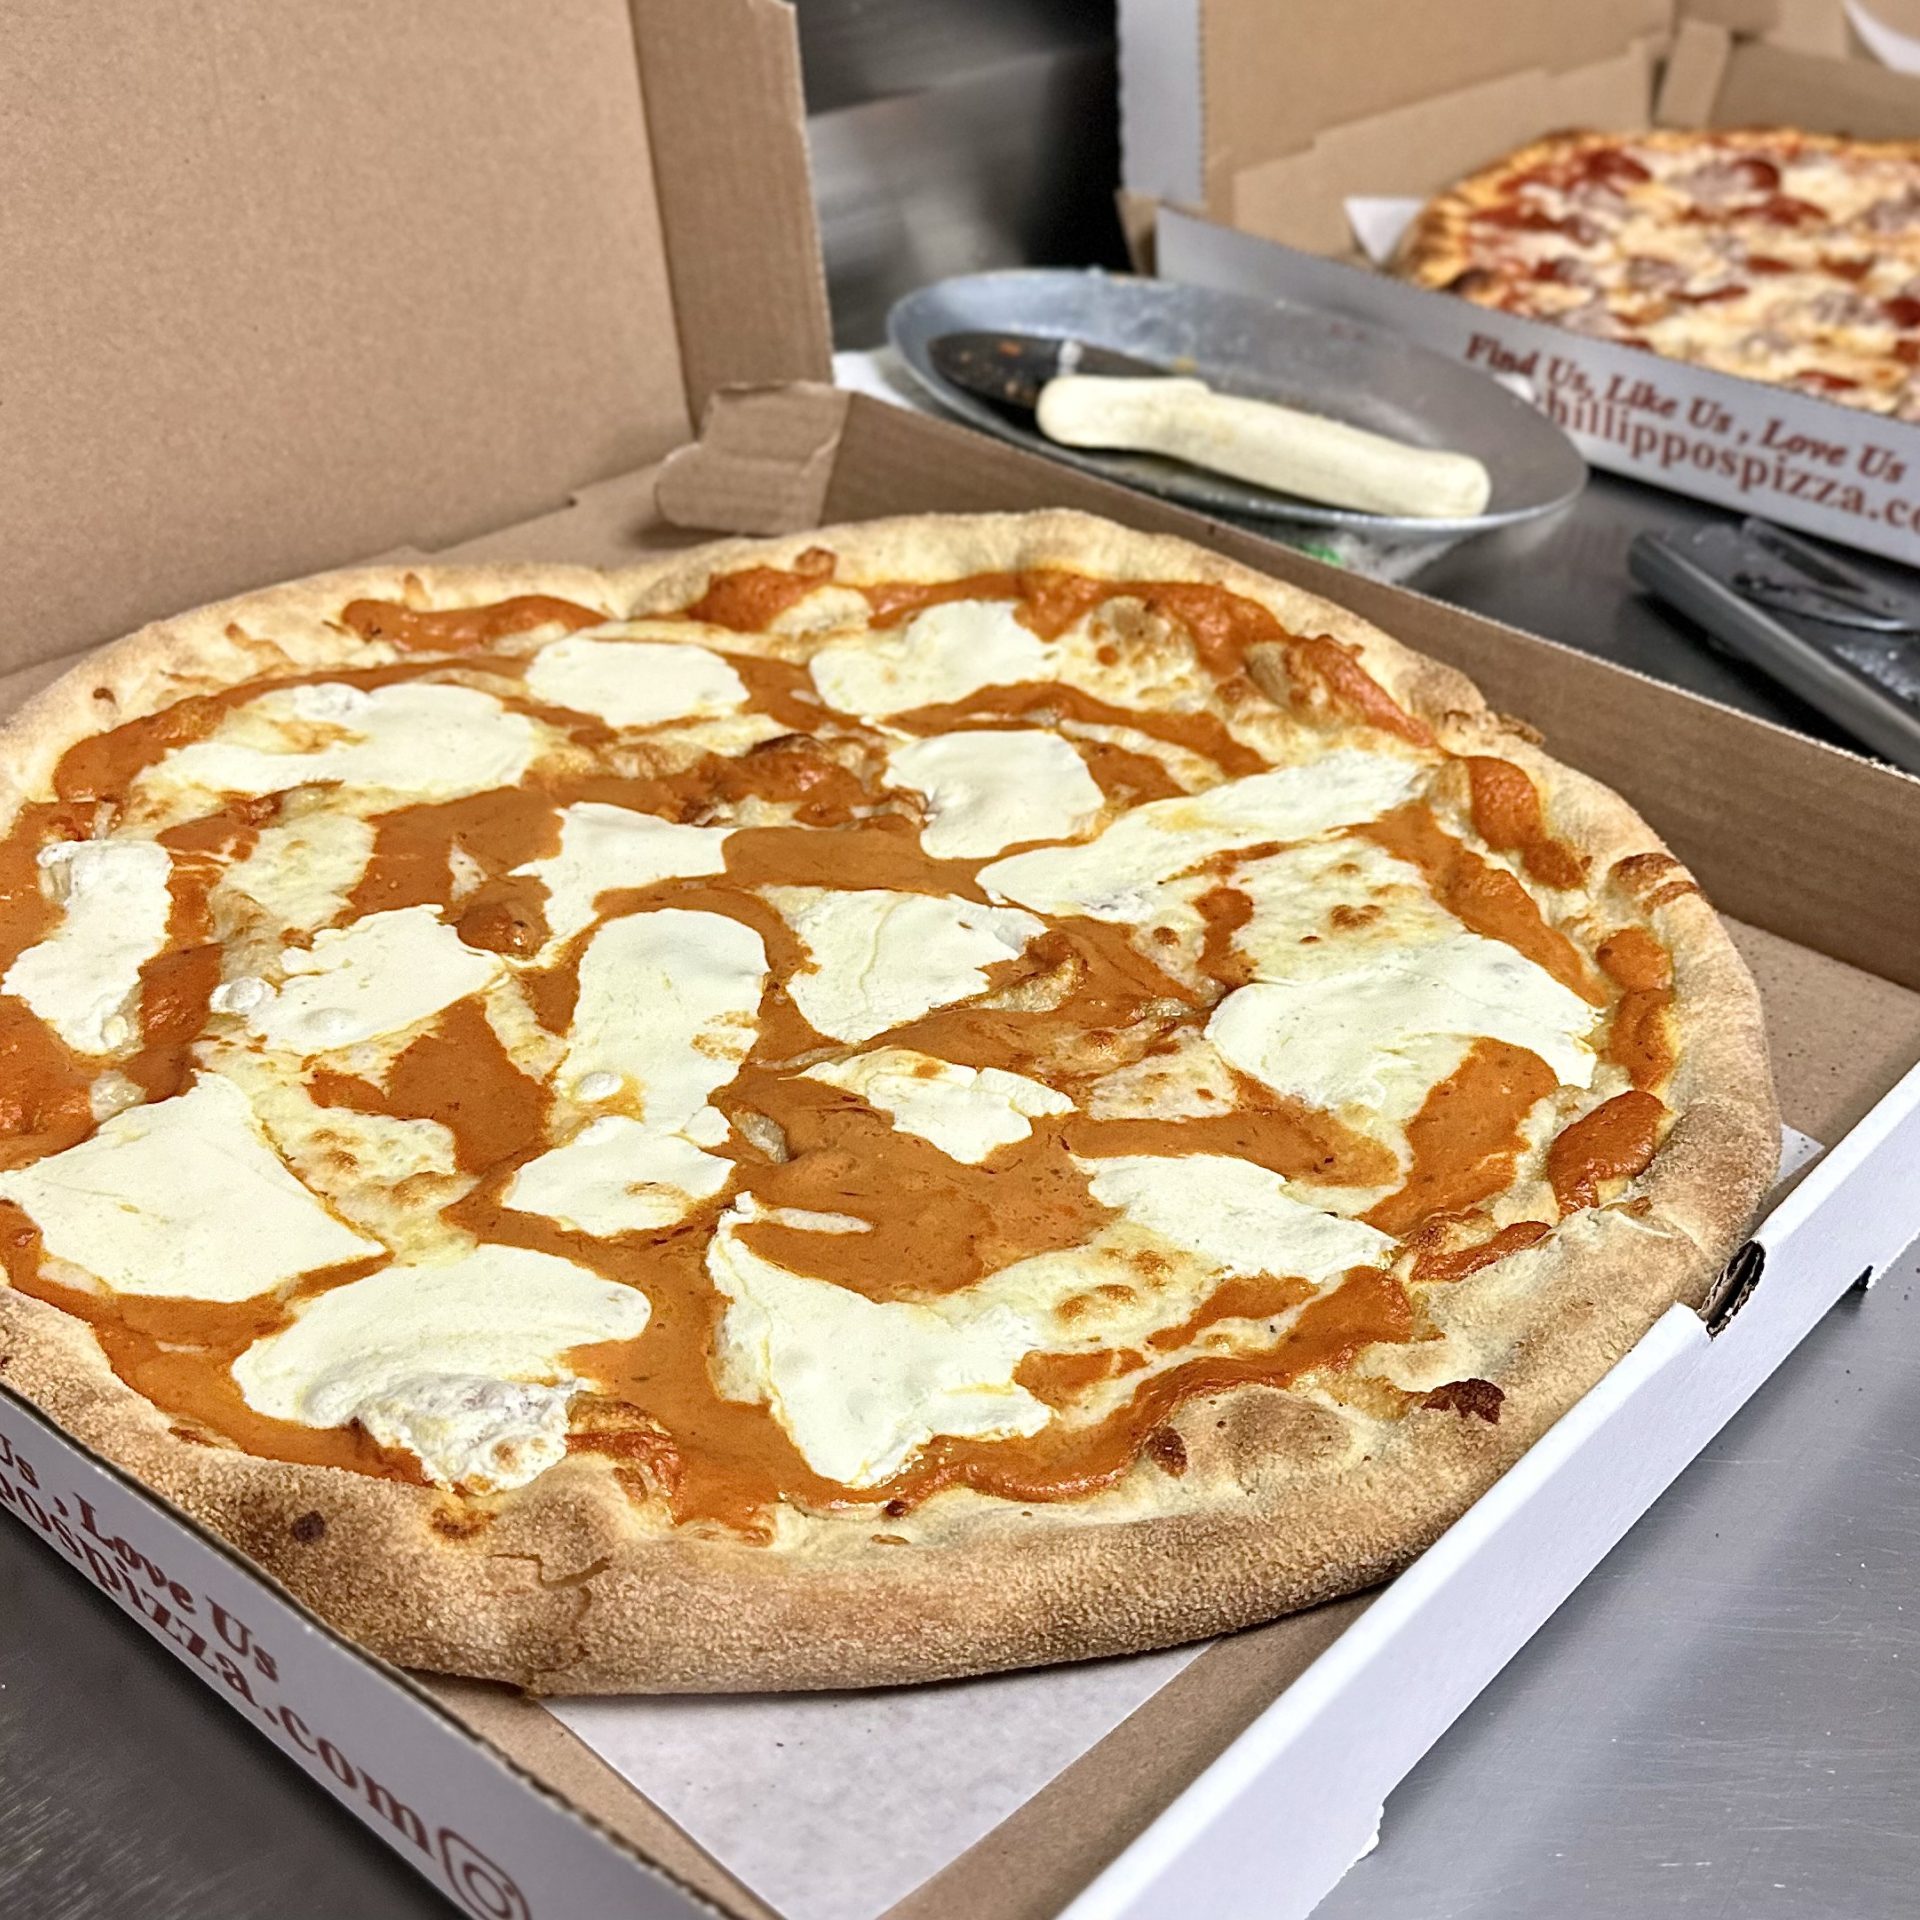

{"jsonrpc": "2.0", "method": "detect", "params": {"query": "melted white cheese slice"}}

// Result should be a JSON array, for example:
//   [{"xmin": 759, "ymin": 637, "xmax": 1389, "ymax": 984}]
[
  {"xmin": 803, "ymin": 1047, "xmax": 1071, "ymax": 1163},
  {"xmin": 2, "ymin": 840, "xmax": 174, "ymax": 1053},
  {"xmin": 524, "ymin": 633, "xmax": 748, "ymax": 728},
  {"xmin": 1231, "ymin": 836, "xmax": 1460, "ymax": 980},
  {"xmin": 1081, "ymin": 1154, "xmax": 1393, "ymax": 1281},
  {"xmin": 564, "ymin": 908, "xmax": 766, "ymax": 1128},
  {"xmin": 143, "ymin": 682, "xmax": 537, "ymax": 803},
  {"xmin": 244, "ymin": 906, "xmax": 502, "ymax": 1055},
  {"xmin": 1208, "ymin": 931, "xmax": 1598, "ymax": 1111},
  {"xmin": 0, "ymin": 1074, "xmax": 380, "ymax": 1300},
  {"xmin": 707, "ymin": 1197, "xmax": 1047, "ymax": 1486},
  {"xmin": 885, "ymin": 729, "xmax": 1104, "ymax": 858},
  {"xmin": 231, "ymin": 1245, "xmax": 648, "ymax": 1491},
  {"xmin": 513, "ymin": 802, "xmax": 732, "ymax": 947},
  {"xmin": 219, "ymin": 811, "xmax": 376, "ymax": 933},
  {"xmin": 981, "ymin": 749, "xmax": 1424, "ymax": 921},
  {"xmin": 504, "ymin": 1115, "xmax": 733, "ymax": 1236},
  {"xmin": 809, "ymin": 600, "xmax": 1055, "ymax": 718},
  {"xmin": 767, "ymin": 888, "xmax": 1044, "ymax": 1044}
]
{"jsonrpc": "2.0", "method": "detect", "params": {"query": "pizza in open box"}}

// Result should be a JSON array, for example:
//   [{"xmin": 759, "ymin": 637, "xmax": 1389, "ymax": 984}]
[{"xmin": 0, "ymin": 512, "xmax": 1776, "ymax": 1690}]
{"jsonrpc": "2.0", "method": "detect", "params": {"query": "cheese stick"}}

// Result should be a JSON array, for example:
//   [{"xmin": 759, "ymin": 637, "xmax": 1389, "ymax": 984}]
[{"xmin": 1035, "ymin": 374, "xmax": 1492, "ymax": 519}]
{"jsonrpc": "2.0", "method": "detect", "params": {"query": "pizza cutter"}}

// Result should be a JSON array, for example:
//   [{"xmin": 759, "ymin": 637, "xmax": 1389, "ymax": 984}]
[{"xmin": 926, "ymin": 329, "xmax": 1493, "ymax": 520}]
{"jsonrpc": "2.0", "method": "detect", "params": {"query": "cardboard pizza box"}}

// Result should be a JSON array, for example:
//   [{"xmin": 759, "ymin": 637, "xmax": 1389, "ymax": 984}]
[
  {"xmin": 1118, "ymin": 0, "xmax": 1920, "ymax": 563},
  {"xmin": 3, "ymin": 7, "xmax": 1920, "ymax": 1920}
]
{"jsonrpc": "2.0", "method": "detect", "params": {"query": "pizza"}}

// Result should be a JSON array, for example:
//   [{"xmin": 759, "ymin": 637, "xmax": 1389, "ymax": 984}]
[
  {"xmin": 1399, "ymin": 128, "xmax": 1920, "ymax": 415},
  {"xmin": 0, "ymin": 512, "xmax": 1777, "ymax": 1691}
]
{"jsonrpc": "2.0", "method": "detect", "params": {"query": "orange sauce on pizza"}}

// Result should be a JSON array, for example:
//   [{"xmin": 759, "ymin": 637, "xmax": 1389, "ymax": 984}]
[
  {"xmin": 340, "ymin": 595, "xmax": 605, "ymax": 652},
  {"xmin": 1464, "ymin": 756, "xmax": 1585, "ymax": 890},
  {"xmin": 1596, "ymin": 925, "xmax": 1676, "ymax": 1090},
  {"xmin": 1364, "ymin": 1040, "xmax": 1559, "ymax": 1238},
  {"xmin": 0, "ymin": 573, "xmax": 1688, "ymax": 1530},
  {"xmin": 1547, "ymin": 1091, "xmax": 1665, "ymax": 1214},
  {"xmin": 1412, "ymin": 1218, "xmax": 1551, "ymax": 1285},
  {"xmin": 1361, "ymin": 802, "xmax": 1599, "ymax": 1000}
]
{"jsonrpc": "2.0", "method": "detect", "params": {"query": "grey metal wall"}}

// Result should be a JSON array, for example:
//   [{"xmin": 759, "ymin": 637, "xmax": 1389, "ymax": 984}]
[{"xmin": 795, "ymin": 0, "xmax": 1125, "ymax": 347}]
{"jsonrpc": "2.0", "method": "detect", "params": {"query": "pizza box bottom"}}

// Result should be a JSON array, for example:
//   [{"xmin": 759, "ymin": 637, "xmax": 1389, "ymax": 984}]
[{"xmin": 4, "ymin": 390, "xmax": 1920, "ymax": 1920}]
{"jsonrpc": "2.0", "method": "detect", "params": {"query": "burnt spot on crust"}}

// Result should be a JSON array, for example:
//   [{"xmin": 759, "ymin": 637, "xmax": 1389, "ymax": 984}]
[
  {"xmin": 1144, "ymin": 1427, "xmax": 1189, "ymax": 1477},
  {"xmin": 168, "ymin": 1424, "xmax": 213, "ymax": 1447},
  {"xmin": 1421, "ymin": 1378, "xmax": 1506, "ymax": 1424},
  {"xmin": 289, "ymin": 1510, "xmax": 328, "ymax": 1543},
  {"xmin": 1611, "ymin": 850, "xmax": 1701, "ymax": 910},
  {"xmin": 429, "ymin": 1505, "xmax": 493, "ymax": 1542}
]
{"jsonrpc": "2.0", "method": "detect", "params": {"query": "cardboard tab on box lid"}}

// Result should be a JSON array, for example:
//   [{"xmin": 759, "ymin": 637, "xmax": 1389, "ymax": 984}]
[{"xmin": 657, "ymin": 384, "xmax": 851, "ymax": 535}]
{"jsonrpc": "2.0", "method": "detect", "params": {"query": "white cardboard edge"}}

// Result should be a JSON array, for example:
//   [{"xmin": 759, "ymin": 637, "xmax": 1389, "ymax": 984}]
[
  {"xmin": 1848, "ymin": 0, "xmax": 1920, "ymax": 74},
  {"xmin": 1156, "ymin": 205, "xmax": 1920, "ymax": 566},
  {"xmin": 0, "ymin": 1070, "xmax": 1915, "ymax": 1920},
  {"xmin": 0, "ymin": 1388, "xmax": 710, "ymax": 1920},
  {"xmin": 1116, "ymin": 0, "xmax": 1205, "ymax": 205},
  {"xmin": 1063, "ymin": 1060, "xmax": 1920, "ymax": 1920}
]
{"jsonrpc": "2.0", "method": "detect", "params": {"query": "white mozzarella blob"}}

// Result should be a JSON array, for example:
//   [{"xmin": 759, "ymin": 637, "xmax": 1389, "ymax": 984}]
[
  {"xmin": 0, "ymin": 1074, "xmax": 380, "ymax": 1300},
  {"xmin": 524, "ymin": 633, "xmax": 747, "ymax": 728},
  {"xmin": 980, "ymin": 749, "xmax": 1424, "ymax": 921},
  {"xmin": 564, "ymin": 908, "xmax": 766, "ymax": 1130},
  {"xmin": 1208, "ymin": 931, "xmax": 1598, "ymax": 1112},
  {"xmin": 2, "ymin": 840, "xmax": 174, "ymax": 1053},
  {"xmin": 767, "ymin": 887, "xmax": 1043, "ymax": 1043},
  {"xmin": 504, "ymin": 1115, "xmax": 733, "ymax": 1236},
  {"xmin": 885, "ymin": 729, "xmax": 1104, "ymax": 858},
  {"xmin": 219, "ymin": 811, "xmax": 376, "ymax": 933},
  {"xmin": 707, "ymin": 1197, "xmax": 1047, "ymax": 1486},
  {"xmin": 231, "ymin": 1245, "xmax": 649, "ymax": 1491},
  {"xmin": 1081, "ymin": 1154, "xmax": 1393, "ymax": 1281},
  {"xmin": 1231, "ymin": 837, "xmax": 1458, "ymax": 980},
  {"xmin": 142, "ymin": 682, "xmax": 537, "ymax": 803},
  {"xmin": 809, "ymin": 599, "xmax": 1055, "ymax": 718},
  {"xmin": 803, "ymin": 1047, "xmax": 1071, "ymax": 1163},
  {"xmin": 512, "ymin": 802, "xmax": 732, "ymax": 947},
  {"xmin": 246, "ymin": 905, "xmax": 501, "ymax": 1055}
]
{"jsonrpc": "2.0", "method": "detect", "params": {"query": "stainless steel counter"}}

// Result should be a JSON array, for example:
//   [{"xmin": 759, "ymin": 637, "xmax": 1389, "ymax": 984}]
[{"xmin": 3, "ymin": 469, "xmax": 1915, "ymax": 1920}]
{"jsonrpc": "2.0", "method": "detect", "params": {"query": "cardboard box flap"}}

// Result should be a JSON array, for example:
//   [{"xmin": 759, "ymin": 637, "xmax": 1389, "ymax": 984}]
[
  {"xmin": 634, "ymin": 0, "xmax": 831, "ymax": 419},
  {"xmin": 0, "ymin": 0, "xmax": 824, "ymax": 674},
  {"xmin": 1130, "ymin": 0, "xmax": 1670, "ymax": 214},
  {"xmin": 655, "ymin": 383, "xmax": 848, "ymax": 536}
]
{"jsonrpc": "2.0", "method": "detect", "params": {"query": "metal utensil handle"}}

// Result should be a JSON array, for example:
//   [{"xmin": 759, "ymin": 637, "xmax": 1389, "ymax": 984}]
[{"xmin": 1628, "ymin": 534, "xmax": 1920, "ymax": 775}]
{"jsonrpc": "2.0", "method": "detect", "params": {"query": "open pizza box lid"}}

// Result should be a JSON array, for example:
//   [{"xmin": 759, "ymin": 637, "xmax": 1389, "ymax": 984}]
[
  {"xmin": 0, "ymin": 0, "xmax": 829, "ymax": 707},
  {"xmin": 3, "ymin": 8, "xmax": 1920, "ymax": 1920},
  {"xmin": 1119, "ymin": 0, "xmax": 1920, "ymax": 560}
]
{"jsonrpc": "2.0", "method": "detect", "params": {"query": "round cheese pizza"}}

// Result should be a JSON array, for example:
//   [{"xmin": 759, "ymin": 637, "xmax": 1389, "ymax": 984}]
[
  {"xmin": 1399, "ymin": 128, "xmax": 1920, "ymax": 415},
  {"xmin": 0, "ymin": 512, "xmax": 1776, "ymax": 1690}
]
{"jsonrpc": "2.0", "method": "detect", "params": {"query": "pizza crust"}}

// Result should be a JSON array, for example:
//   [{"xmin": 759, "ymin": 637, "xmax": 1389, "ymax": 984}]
[{"xmin": 0, "ymin": 512, "xmax": 1778, "ymax": 1690}]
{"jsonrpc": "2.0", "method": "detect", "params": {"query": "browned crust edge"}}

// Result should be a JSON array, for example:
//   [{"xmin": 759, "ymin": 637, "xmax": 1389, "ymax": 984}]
[{"xmin": 0, "ymin": 511, "xmax": 1779, "ymax": 1691}]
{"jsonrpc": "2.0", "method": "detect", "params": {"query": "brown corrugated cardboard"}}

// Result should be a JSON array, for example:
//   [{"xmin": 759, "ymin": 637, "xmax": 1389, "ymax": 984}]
[
  {"xmin": 1190, "ymin": 0, "xmax": 1669, "ymax": 219},
  {"xmin": 0, "ymin": 0, "xmax": 826, "ymax": 669}
]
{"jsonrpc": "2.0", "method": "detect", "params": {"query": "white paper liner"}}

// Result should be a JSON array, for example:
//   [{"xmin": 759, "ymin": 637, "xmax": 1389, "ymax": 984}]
[
  {"xmin": 1846, "ymin": 0, "xmax": 1920, "ymax": 74},
  {"xmin": 1344, "ymin": 197, "xmax": 1424, "ymax": 266},
  {"xmin": 549, "ymin": 1641, "xmax": 1205, "ymax": 1920}
]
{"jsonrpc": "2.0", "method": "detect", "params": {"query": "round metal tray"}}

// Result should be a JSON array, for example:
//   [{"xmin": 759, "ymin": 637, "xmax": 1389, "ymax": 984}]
[{"xmin": 889, "ymin": 269, "xmax": 1587, "ymax": 537}]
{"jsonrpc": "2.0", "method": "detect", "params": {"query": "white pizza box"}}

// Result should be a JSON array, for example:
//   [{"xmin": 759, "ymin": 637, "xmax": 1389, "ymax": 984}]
[
  {"xmin": 1117, "ymin": 0, "xmax": 1920, "ymax": 564},
  {"xmin": 2, "ymin": 6, "xmax": 1920, "ymax": 1919}
]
